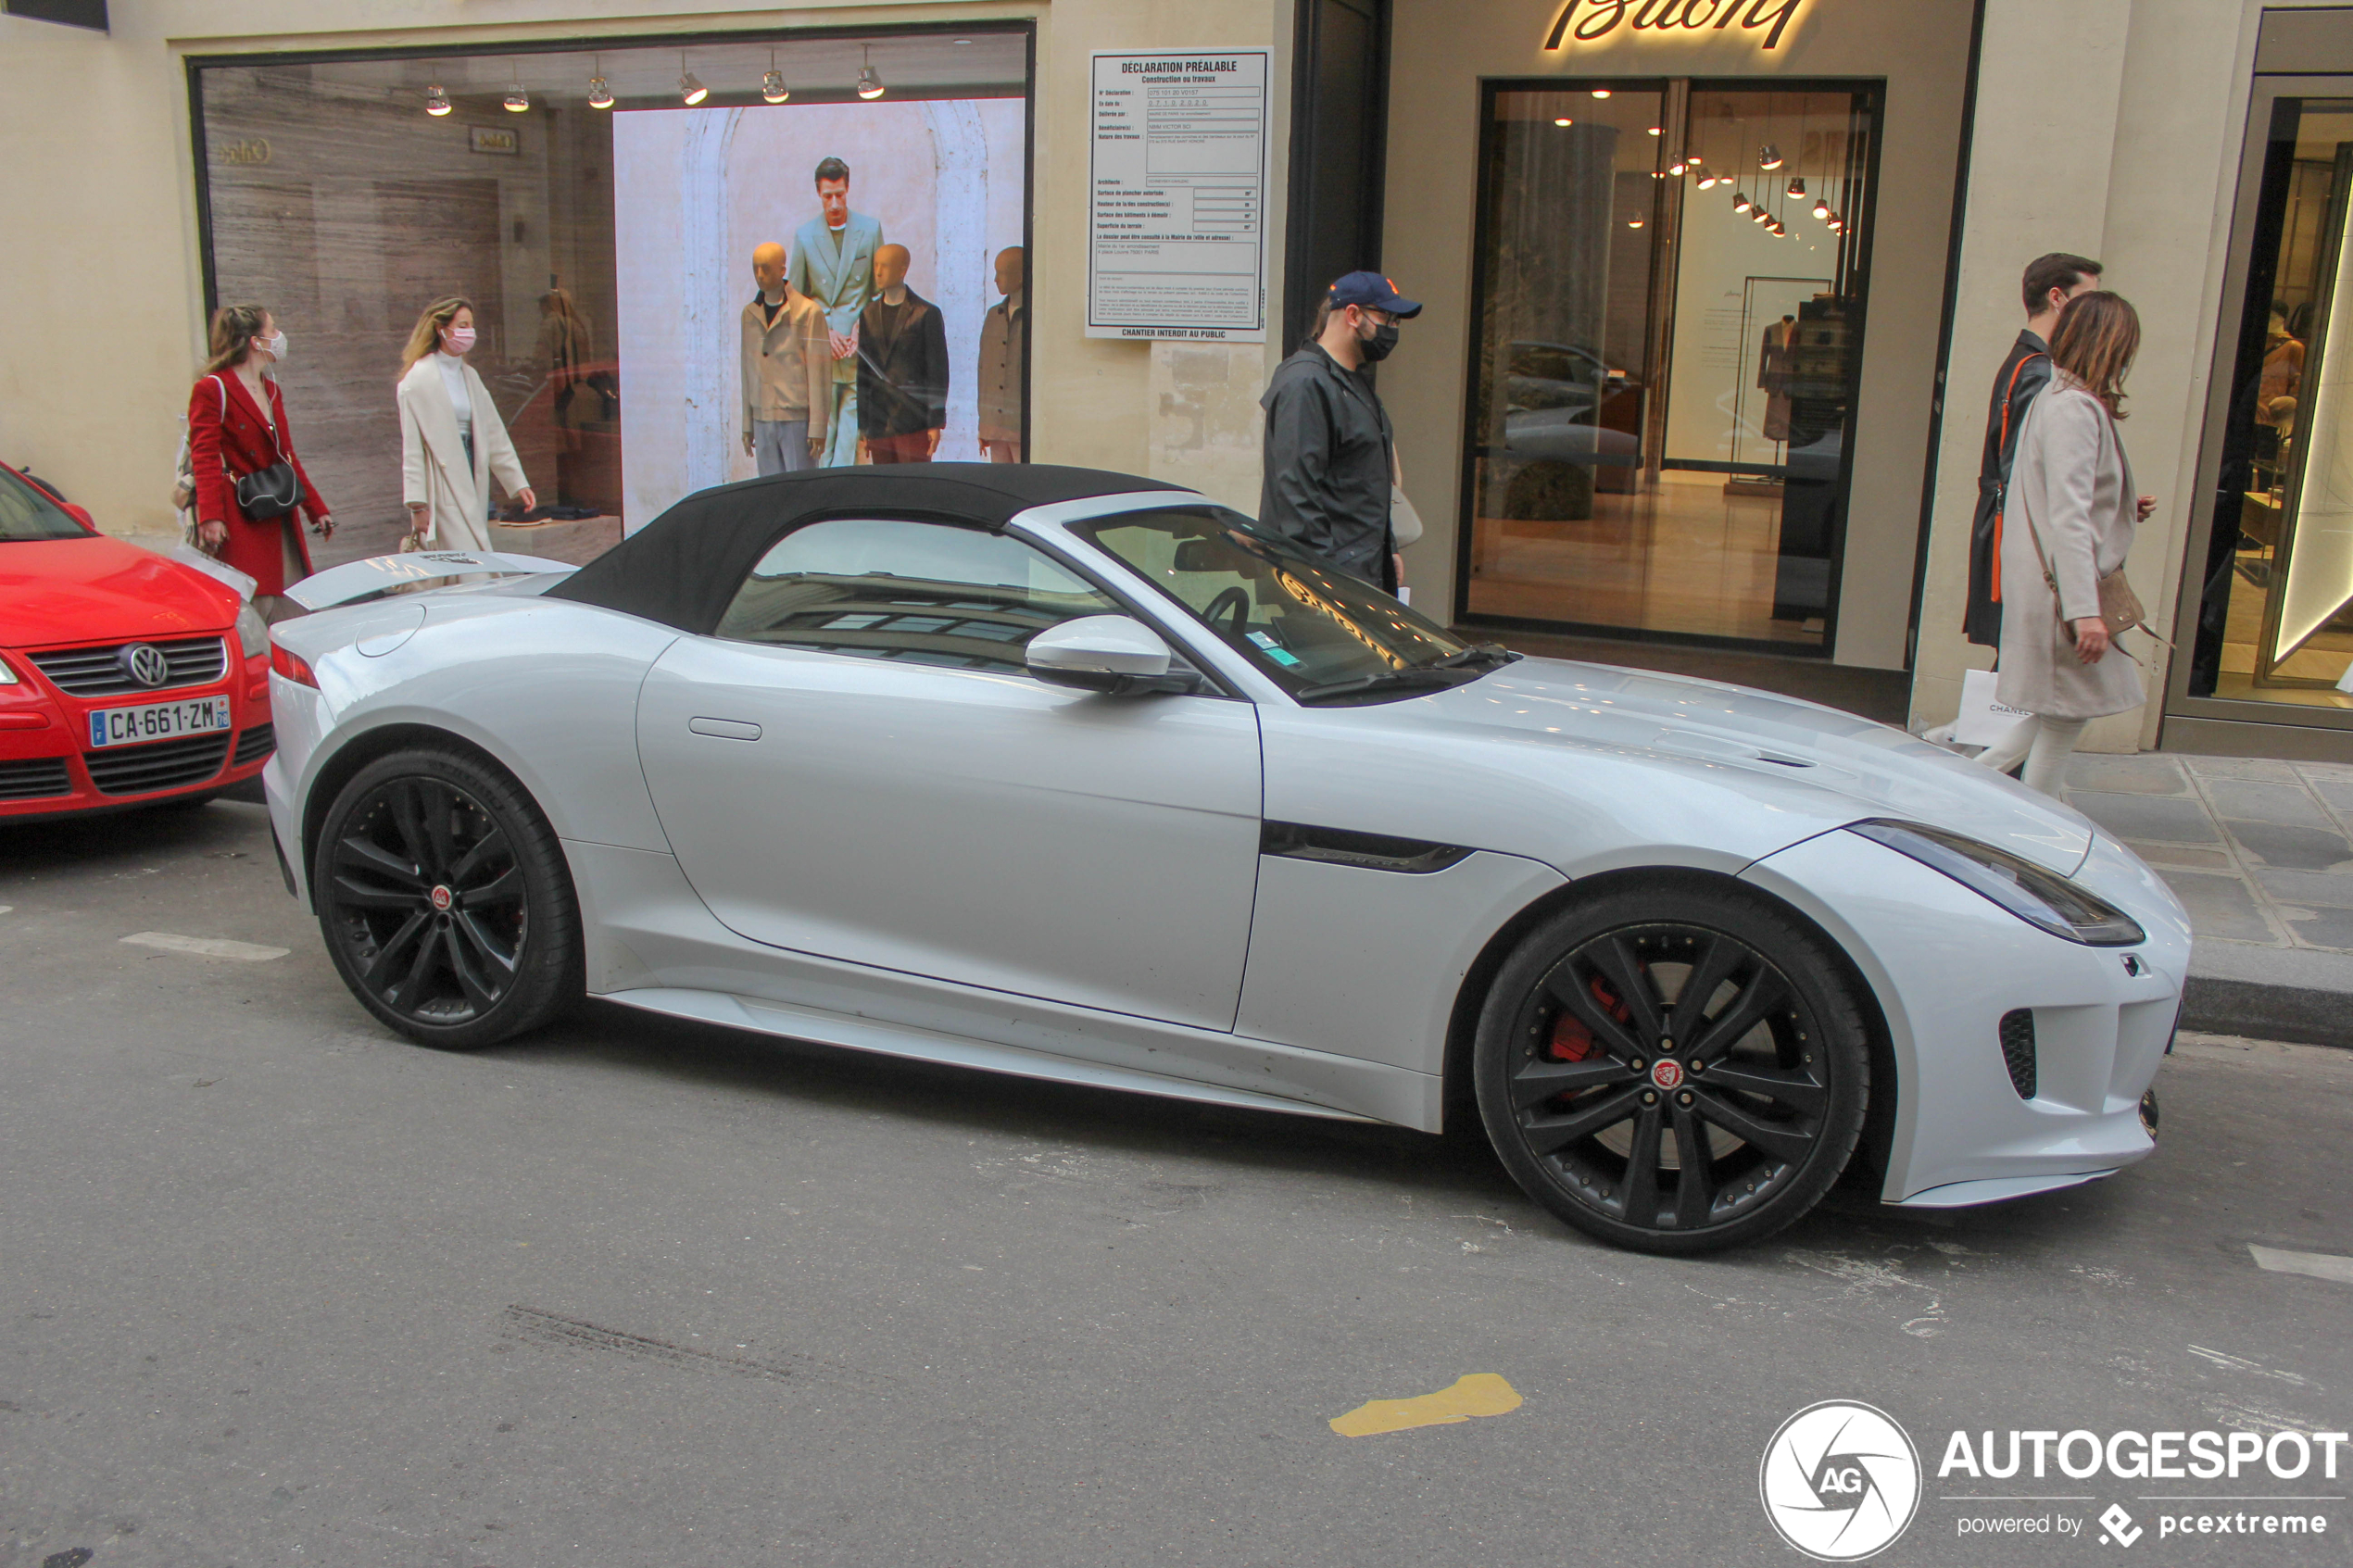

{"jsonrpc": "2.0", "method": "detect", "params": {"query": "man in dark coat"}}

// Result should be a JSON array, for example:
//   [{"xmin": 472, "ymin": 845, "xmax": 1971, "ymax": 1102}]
[
  {"xmin": 857, "ymin": 244, "xmax": 950, "ymax": 463},
  {"xmin": 1259, "ymin": 271, "xmax": 1421, "ymax": 589},
  {"xmin": 1964, "ymin": 253, "xmax": 2103, "ymax": 646}
]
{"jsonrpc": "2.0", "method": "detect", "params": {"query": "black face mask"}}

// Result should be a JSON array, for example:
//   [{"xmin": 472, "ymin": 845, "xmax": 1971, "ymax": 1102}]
[{"xmin": 1358, "ymin": 319, "xmax": 1401, "ymax": 364}]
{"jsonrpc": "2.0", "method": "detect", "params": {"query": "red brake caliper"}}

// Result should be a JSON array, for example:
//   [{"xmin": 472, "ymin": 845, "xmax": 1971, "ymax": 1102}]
[{"xmin": 1548, "ymin": 975, "xmax": 1631, "ymax": 1062}]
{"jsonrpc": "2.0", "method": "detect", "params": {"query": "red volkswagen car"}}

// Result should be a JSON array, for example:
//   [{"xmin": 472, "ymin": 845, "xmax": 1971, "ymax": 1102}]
[{"xmin": 0, "ymin": 462, "xmax": 273, "ymax": 820}]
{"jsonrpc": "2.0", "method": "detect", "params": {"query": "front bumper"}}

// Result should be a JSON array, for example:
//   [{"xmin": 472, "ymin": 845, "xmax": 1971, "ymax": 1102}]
[
  {"xmin": 0, "ymin": 644, "xmax": 275, "ymax": 821},
  {"xmin": 1741, "ymin": 827, "xmax": 2191, "ymax": 1204}
]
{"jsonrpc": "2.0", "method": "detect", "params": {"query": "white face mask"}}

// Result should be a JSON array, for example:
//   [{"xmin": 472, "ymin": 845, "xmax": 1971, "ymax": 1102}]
[
  {"xmin": 261, "ymin": 331, "xmax": 287, "ymax": 361},
  {"xmin": 445, "ymin": 325, "xmax": 477, "ymax": 355}
]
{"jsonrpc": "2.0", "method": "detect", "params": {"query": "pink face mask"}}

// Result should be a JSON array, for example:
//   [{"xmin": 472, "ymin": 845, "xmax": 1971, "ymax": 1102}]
[{"xmin": 444, "ymin": 325, "xmax": 477, "ymax": 355}]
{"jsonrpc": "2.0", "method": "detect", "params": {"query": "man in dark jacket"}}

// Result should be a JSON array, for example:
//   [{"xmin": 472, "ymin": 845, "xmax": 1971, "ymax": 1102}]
[
  {"xmin": 857, "ymin": 244, "xmax": 950, "ymax": 463},
  {"xmin": 1259, "ymin": 272, "xmax": 1421, "ymax": 589},
  {"xmin": 1964, "ymin": 252, "xmax": 2102, "ymax": 646}
]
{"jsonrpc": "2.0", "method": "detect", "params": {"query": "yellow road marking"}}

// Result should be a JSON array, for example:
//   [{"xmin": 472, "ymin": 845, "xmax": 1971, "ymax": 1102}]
[{"xmin": 1328, "ymin": 1374, "xmax": 1522, "ymax": 1436}]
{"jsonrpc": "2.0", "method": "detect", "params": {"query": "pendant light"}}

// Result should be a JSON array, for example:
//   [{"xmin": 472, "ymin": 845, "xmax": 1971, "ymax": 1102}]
[
  {"xmin": 424, "ymin": 84, "xmax": 452, "ymax": 117},
  {"xmin": 504, "ymin": 75, "xmax": 530, "ymax": 113},
  {"xmin": 587, "ymin": 55, "xmax": 614, "ymax": 109},
  {"xmin": 856, "ymin": 44, "xmax": 886, "ymax": 99},
  {"xmin": 763, "ymin": 46, "xmax": 790, "ymax": 104},
  {"xmin": 1627, "ymin": 216, "xmax": 1645, "ymax": 229},
  {"xmin": 1786, "ymin": 175, "xmax": 1806, "ymax": 198},
  {"xmin": 1732, "ymin": 190, "xmax": 1754, "ymax": 216},
  {"xmin": 1591, "ymin": 87, "xmax": 1612, "ymax": 99},
  {"xmin": 1758, "ymin": 143, "xmax": 1782, "ymax": 171},
  {"xmin": 1554, "ymin": 116, "xmax": 1574, "ymax": 127},
  {"xmin": 679, "ymin": 53, "xmax": 708, "ymax": 106}
]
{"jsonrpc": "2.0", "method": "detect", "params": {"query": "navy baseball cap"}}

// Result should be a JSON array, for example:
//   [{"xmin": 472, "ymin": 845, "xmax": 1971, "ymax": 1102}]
[{"xmin": 1328, "ymin": 271, "xmax": 1422, "ymax": 319}]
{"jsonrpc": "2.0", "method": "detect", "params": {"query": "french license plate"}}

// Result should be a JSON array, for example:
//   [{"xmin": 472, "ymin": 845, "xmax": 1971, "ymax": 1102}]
[{"xmin": 87, "ymin": 697, "xmax": 233, "ymax": 749}]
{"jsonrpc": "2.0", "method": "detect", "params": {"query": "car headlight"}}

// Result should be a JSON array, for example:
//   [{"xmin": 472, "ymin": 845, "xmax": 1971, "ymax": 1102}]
[
  {"xmin": 1845, "ymin": 819, "xmax": 2145, "ymax": 947},
  {"xmin": 235, "ymin": 600, "xmax": 271, "ymax": 659}
]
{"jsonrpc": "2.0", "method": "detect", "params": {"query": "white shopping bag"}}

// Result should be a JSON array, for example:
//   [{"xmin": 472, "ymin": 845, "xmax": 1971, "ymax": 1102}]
[{"xmin": 1950, "ymin": 666, "xmax": 2035, "ymax": 748}]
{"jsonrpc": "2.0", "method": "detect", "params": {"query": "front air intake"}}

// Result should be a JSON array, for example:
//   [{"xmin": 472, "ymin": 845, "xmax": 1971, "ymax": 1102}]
[{"xmin": 1998, "ymin": 1009, "xmax": 2037, "ymax": 1099}]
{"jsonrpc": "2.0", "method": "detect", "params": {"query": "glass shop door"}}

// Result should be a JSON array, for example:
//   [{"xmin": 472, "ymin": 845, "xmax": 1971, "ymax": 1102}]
[{"xmin": 1457, "ymin": 79, "xmax": 1878, "ymax": 655}]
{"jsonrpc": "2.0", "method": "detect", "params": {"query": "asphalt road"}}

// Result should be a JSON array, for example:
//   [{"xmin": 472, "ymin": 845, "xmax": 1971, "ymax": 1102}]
[{"xmin": 4, "ymin": 797, "xmax": 2351, "ymax": 1568}]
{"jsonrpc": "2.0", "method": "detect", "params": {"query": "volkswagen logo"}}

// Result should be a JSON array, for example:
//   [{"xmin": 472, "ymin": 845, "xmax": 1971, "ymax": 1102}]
[
  {"xmin": 121, "ymin": 643, "xmax": 171, "ymax": 688},
  {"xmin": 1758, "ymin": 1400, "xmax": 1920, "ymax": 1561}
]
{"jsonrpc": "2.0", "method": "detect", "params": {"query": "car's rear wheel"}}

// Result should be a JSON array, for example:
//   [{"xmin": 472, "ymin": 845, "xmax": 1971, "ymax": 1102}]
[
  {"xmin": 313, "ymin": 746, "xmax": 581, "ymax": 1049},
  {"xmin": 1473, "ymin": 880, "xmax": 1869, "ymax": 1254}
]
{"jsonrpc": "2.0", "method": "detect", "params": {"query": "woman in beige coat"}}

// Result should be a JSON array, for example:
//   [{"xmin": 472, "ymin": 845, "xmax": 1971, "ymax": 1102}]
[
  {"xmin": 396, "ymin": 296, "xmax": 533, "ymax": 551},
  {"xmin": 1982, "ymin": 291, "xmax": 2156, "ymax": 795}
]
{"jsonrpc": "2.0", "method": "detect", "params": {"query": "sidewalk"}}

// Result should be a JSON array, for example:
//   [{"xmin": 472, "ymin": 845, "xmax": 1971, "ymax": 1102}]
[{"xmin": 2059, "ymin": 751, "xmax": 2353, "ymax": 1047}]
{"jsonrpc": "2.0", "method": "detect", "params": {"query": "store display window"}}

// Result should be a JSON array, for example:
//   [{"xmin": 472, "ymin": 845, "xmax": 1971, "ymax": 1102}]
[{"xmin": 190, "ymin": 29, "xmax": 1031, "ymax": 565}]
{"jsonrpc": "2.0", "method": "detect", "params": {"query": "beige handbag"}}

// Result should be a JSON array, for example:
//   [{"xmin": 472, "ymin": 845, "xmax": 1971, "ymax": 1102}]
[{"xmin": 1390, "ymin": 483, "xmax": 1424, "ymax": 549}]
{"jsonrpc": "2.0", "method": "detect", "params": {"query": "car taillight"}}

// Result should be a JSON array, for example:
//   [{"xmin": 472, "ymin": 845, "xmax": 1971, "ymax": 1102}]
[{"xmin": 271, "ymin": 644, "xmax": 318, "ymax": 688}]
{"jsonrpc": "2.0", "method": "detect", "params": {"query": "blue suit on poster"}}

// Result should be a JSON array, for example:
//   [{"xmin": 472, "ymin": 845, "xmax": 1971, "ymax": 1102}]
[{"xmin": 789, "ymin": 210, "xmax": 885, "ymax": 468}]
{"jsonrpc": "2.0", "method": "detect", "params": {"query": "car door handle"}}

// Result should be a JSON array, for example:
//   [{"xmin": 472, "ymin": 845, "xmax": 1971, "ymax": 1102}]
[{"xmin": 687, "ymin": 717, "xmax": 762, "ymax": 741}]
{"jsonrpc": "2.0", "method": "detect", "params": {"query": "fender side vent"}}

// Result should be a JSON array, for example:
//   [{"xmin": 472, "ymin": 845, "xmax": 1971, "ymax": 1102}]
[
  {"xmin": 1998, "ymin": 1009, "xmax": 2038, "ymax": 1099},
  {"xmin": 1261, "ymin": 821, "xmax": 1472, "ymax": 874}
]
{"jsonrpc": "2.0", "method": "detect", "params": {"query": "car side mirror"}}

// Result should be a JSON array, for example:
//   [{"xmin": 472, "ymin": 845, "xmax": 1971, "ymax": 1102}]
[
  {"xmin": 1026, "ymin": 614, "xmax": 1200, "ymax": 696},
  {"xmin": 64, "ymin": 503, "xmax": 96, "ymax": 533}
]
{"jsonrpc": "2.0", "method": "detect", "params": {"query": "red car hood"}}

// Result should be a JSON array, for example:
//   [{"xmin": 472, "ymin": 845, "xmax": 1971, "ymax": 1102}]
[{"xmin": 1, "ymin": 536, "xmax": 240, "ymax": 648}]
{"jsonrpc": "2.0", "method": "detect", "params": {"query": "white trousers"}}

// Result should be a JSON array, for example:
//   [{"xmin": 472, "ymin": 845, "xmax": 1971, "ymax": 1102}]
[{"xmin": 1976, "ymin": 715, "xmax": 2089, "ymax": 797}]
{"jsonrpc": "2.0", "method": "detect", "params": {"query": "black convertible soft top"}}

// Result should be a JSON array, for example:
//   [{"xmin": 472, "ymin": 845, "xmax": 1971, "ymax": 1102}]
[{"xmin": 547, "ymin": 463, "xmax": 1192, "ymax": 633}]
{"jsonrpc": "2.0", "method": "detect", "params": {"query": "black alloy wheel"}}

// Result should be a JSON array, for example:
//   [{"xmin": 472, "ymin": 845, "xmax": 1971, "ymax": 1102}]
[
  {"xmin": 1474, "ymin": 880, "xmax": 1869, "ymax": 1254},
  {"xmin": 314, "ymin": 747, "xmax": 581, "ymax": 1049}
]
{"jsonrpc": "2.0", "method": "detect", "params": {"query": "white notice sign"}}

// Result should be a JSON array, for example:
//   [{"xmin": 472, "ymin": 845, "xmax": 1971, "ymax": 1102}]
[{"xmin": 1087, "ymin": 50, "xmax": 1269, "ymax": 342}]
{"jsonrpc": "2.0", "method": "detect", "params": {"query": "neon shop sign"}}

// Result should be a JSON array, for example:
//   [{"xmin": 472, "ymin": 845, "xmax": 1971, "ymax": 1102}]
[{"xmin": 1544, "ymin": 0, "xmax": 1806, "ymax": 51}]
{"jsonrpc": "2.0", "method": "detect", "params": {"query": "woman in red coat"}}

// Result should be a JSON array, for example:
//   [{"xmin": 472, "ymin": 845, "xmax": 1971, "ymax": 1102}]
[{"xmin": 188, "ymin": 304, "xmax": 333, "ymax": 609}]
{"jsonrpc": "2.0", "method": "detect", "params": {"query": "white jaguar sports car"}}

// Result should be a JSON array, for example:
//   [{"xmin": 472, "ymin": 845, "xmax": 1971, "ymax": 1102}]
[{"xmin": 262, "ymin": 466, "xmax": 2189, "ymax": 1253}]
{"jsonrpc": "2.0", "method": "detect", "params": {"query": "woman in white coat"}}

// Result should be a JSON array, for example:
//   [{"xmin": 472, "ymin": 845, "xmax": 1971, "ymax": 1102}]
[
  {"xmin": 1982, "ymin": 291, "xmax": 2157, "ymax": 796},
  {"xmin": 396, "ymin": 296, "xmax": 534, "ymax": 551}
]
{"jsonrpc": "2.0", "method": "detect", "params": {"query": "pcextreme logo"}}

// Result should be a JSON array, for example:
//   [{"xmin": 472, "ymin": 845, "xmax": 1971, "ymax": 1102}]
[{"xmin": 1759, "ymin": 1400, "xmax": 1923, "ymax": 1561}]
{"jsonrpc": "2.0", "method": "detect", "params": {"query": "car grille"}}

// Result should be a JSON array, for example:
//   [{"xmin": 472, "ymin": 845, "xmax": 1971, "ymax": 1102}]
[
  {"xmin": 1998, "ymin": 1009, "xmax": 2038, "ymax": 1099},
  {"xmin": 28, "ymin": 636, "xmax": 228, "ymax": 697},
  {"xmin": 84, "ymin": 733, "xmax": 232, "ymax": 797},
  {"xmin": 0, "ymin": 756, "xmax": 72, "ymax": 800},
  {"xmin": 232, "ymin": 722, "xmax": 275, "ymax": 767}
]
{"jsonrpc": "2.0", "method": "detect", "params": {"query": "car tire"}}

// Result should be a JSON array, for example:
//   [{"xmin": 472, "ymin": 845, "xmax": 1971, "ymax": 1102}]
[
  {"xmin": 1473, "ymin": 878, "xmax": 1869, "ymax": 1254},
  {"xmin": 312, "ymin": 746, "xmax": 582, "ymax": 1050}
]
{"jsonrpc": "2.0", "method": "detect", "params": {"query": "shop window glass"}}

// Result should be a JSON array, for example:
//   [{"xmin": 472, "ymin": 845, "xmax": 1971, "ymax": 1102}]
[
  {"xmin": 192, "ymin": 34, "xmax": 1029, "ymax": 569},
  {"xmin": 2186, "ymin": 98, "xmax": 2353, "ymax": 709},
  {"xmin": 1461, "ymin": 82, "xmax": 1874, "ymax": 653}
]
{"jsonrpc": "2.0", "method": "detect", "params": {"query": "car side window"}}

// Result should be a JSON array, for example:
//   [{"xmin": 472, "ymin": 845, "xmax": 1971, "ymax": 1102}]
[{"xmin": 715, "ymin": 517, "xmax": 1122, "ymax": 673}]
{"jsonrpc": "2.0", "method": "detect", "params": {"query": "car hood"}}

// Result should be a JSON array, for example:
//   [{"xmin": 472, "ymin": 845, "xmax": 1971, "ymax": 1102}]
[
  {"xmin": 1, "ymin": 536, "xmax": 238, "ymax": 647},
  {"xmin": 1416, "ymin": 658, "xmax": 2096, "ymax": 874}
]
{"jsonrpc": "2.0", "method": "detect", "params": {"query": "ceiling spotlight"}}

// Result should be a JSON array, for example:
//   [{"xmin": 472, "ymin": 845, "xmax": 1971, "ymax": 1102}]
[
  {"xmin": 1554, "ymin": 117, "xmax": 1573, "ymax": 127},
  {"xmin": 1667, "ymin": 160, "xmax": 1687, "ymax": 177},
  {"xmin": 1812, "ymin": 196, "xmax": 1831, "ymax": 220},
  {"xmin": 857, "ymin": 44, "xmax": 885, "ymax": 99},
  {"xmin": 504, "ymin": 78, "xmax": 530, "ymax": 113},
  {"xmin": 1786, "ymin": 176, "xmax": 1806, "ymax": 198},
  {"xmin": 1752, "ymin": 206, "xmax": 1772, "ymax": 224},
  {"xmin": 1647, "ymin": 126, "xmax": 1661, "ymax": 137},
  {"xmin": 1697, "ymin": 173, "xmax": 1718, "ymax": 189},
  {"xmin": 1732, "ymin": 192, "xmax": 1754, "ymax": 214},
  {"xmin": 679, "ymin": 54, "xmax": 708, "ymax": 106},
  {"xmin": 1650, "ymin": 170, "xmax": 1665, "ymax": 180},
  {"xmin": 1768, "ymin": 219, "xmax": 1786, "ymax": 235},
  {"xmin": 1590, "ymin": 88, "xmax": 1613, "ymax": 100},
  {"xmin": 1687, "ymin": 153, "xmax": 1704, "ymax": 166},
  {"xmin": 425, "ymin": 84, "xmax": 452, "ymax": 117},
  {"xmin": 587, "ymin": 76, "xmax": 613, "ymax": 108},
  {"xmin": 763, "ymin": 46, "xmax": 790, "ymax": 104},
  {"xmin": 1758, "ymin": 143, "xmax": 1783, "ymax": 170},
  {"xmin": 1827, "ymin": 212, "xmax": 1844, "ymax": 232},
  {"xmin": 1627, "ymin": 217, "xmax": 1645, "ymax": 229}
]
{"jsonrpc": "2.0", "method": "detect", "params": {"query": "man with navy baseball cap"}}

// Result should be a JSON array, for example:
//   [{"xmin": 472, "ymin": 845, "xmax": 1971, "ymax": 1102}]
[{"xmin": 1259, "ymin": 271, "xmax": 1422, "ymax": 591}]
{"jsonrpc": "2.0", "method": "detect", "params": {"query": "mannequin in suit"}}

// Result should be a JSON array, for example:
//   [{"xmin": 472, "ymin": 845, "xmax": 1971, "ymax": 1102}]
[
  {"xmin": 976, "ymin": 246, "xmax": 1026, "ymax": 463},
  {"xmin": 789, "ymin": 157, "xmax": 886, "ymax": 468}
]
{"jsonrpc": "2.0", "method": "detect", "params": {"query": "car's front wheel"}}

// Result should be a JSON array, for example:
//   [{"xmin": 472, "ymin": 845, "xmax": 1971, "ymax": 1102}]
[
  {"xmin": 312, "ymin": 746, "xmax": 582, "ymax": 1049},
  {"xmin": 1473, "ymin": 879, "xmax": 1869, "ymax": 1254}
]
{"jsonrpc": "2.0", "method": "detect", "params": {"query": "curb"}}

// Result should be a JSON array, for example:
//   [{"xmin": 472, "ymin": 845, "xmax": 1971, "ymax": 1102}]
[{"xmin": 2183, "ymin": 939, "xmax": 2353, "ymax": 1050}]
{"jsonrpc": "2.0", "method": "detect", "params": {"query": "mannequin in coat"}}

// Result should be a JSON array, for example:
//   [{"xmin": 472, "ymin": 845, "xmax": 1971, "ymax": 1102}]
[
  {"xmin": 187, "ymin": 306, "xmax": 333, "ymax": 607},
  {"xmin": 397, "ymin": 301, "xmax": 534, "ymax": 551}
]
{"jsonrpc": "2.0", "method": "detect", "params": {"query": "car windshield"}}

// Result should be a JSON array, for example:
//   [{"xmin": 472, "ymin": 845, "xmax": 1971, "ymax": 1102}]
[
  {"xmin": 1073, "ymin": 507, "xmax": 1505, "ymax": 701},
  {"xmin": 0, "ymin": 469, "xmax": 91, "ymax": 542}
]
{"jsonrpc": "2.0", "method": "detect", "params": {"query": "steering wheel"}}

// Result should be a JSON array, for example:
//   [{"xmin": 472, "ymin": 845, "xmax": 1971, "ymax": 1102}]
[{"xmin": 1202, "ymin": 585, "xmax": 1252, "ymax": 639}]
